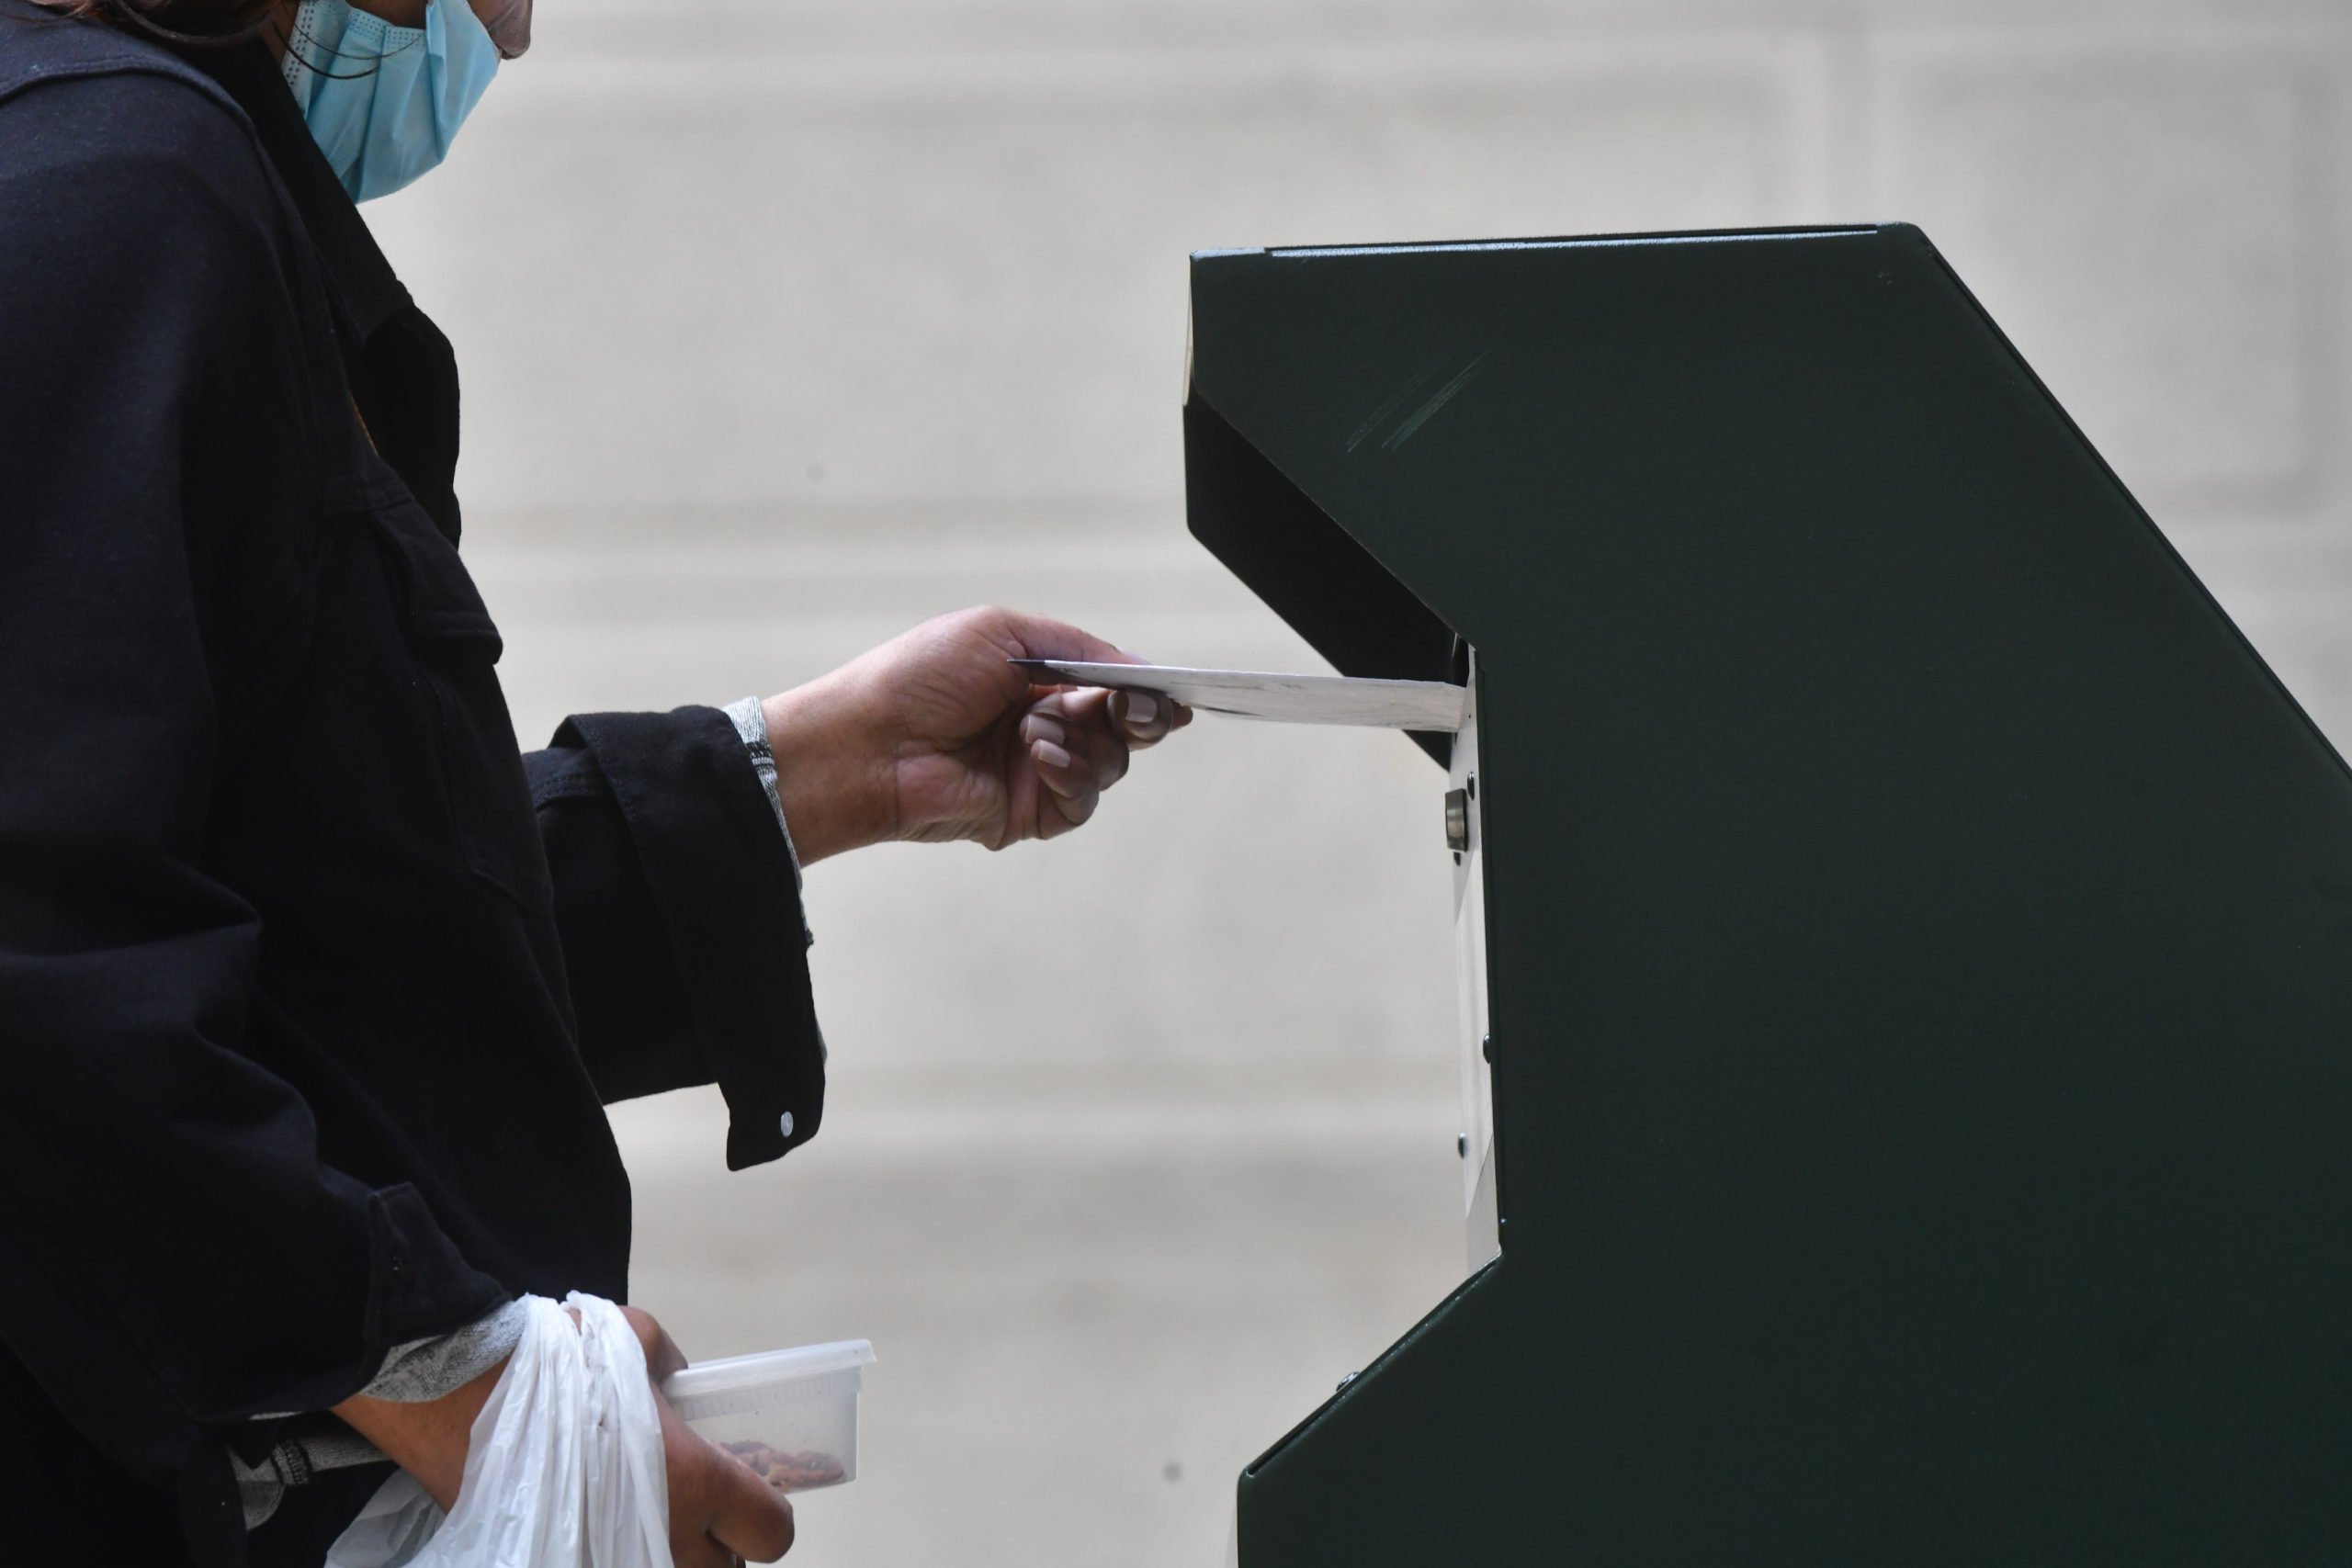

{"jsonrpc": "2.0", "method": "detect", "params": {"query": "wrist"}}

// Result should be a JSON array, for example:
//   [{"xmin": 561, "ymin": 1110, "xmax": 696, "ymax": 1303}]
[
  {"xmin": 760, "ymin": 676, "xmax": 896, "ymax": 864},
  {"xmin": 333, "ymin": 1358, "xmax": 506, "ymax": 1513}
]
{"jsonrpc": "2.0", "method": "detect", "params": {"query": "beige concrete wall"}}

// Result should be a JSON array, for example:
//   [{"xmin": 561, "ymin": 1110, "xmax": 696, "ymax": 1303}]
[{"xmin": 365, "ymin": 3, "xmax": 2352, "ymax": 1560}]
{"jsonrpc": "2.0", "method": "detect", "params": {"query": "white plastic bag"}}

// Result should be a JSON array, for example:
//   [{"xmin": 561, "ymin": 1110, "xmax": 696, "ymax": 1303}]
[{"xmin": 326, "ymin": 1292, "xmax": 672, "ymax": 1568}]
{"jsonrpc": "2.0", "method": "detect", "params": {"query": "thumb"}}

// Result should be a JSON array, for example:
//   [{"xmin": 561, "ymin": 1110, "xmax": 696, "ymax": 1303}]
[{"xmin": 990, "ymin": 608, "xmax": 1143, "ymax": 670}]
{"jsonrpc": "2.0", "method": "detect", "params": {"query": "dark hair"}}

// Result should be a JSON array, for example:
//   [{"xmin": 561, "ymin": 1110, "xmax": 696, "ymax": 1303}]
[{"xmin": 34, "ymin": 0, "xmax": 279, "ymax": 43}]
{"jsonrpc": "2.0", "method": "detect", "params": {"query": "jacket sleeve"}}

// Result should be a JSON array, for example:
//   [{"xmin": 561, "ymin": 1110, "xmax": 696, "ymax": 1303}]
[
  {"xmin": 0, "ymin": 71, "xmax": 505, "ymax": 1473},
  {"xmin": 526, "ymin": 709, "xmax": 826, "ymax": 1170}
]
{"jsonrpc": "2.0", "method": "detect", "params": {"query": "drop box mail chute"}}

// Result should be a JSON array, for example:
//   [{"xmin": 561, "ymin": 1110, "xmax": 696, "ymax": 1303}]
[{"xmin": 1182, "ymin": 226, "xmax": 2352, "ymax": 1564}]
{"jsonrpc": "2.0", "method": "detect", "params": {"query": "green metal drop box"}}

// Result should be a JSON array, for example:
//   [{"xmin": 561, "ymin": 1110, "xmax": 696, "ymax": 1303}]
[{"xmin": 1184, "ymin": 226, "xmax": 2352, "ymax": 1564}]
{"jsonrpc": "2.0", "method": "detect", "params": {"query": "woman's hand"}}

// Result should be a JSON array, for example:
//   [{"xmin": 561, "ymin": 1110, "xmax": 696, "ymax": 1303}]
[
  {"xmin": 623, "ymin": 1307, "xmax": 797, "ymax": 1567},
  {"xmin": 757, "ymin": 606, "xmax": 1190, "ymax": 861},
  {"xmin": 333, "ymin": 1305, "xmax": 795, "ymax": 1564}
]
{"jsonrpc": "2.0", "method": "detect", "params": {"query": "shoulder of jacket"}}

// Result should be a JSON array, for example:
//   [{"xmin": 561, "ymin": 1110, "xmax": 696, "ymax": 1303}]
[{"xmin": 0, "ymin": 3, "xmax": 250, "ymax": 133}]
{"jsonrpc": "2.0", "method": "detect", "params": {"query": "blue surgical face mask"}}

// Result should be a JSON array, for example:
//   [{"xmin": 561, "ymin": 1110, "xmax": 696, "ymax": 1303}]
[{"xmin": 281, "ymin": 0, "xmax": 502, "ymax": 203}]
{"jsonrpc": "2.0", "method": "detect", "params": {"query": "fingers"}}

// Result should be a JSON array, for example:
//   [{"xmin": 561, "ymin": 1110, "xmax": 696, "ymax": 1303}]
[
  {"xmin": 1019, "ymin": 693, "xmax": 1124, "ymax": 835},
  {"xmin": 701, "ymin": 1435, "xmax": 797, "ymax": 1563},
  {"xmin": 674, "ymin": 1527, "xmax": 760, "ymax": 1568},
  {"xmin": 666, "ymin": 1406, "xmax": 796, "ymax": 1565},
  {"xmin": 630, "ymin": 1305, "xmax": 792, "ymax": 1563},
  {"xmin": 1111, "ymin": 689, "xmax": 1191, "ymax": 750},
  {"xmin": 1055, "ymin": 689, "xmax": 1131, "ymax": 787},
  {"xmin": 1008, "ymin": 674, "xmax": 1190, "ymax": 845},
  {"xmin": 1020, "ymin": 705, "xmax": 1102, "ymax": 835}
]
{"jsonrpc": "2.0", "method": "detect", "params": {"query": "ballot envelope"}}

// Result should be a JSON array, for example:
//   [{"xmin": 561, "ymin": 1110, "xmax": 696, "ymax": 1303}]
[{"xmin": 1181, "ymin": 227, "xmax": 2352, "ymax": 1563}]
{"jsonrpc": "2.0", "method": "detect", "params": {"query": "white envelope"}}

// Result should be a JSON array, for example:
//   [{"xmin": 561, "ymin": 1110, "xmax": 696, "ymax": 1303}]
[{"xmin": 1010, "ymin": 660, "xmax": 1467, "ymax": 732}]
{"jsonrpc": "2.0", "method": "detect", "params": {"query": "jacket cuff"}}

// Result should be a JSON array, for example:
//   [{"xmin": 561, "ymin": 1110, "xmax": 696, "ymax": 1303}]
[
  {"xmin": 363, "ymin": 1183, "xmax": 510, "ymax": 1351},
  {"xmin": 562, "ymin": 706, "xmax": 825, "ymax": 1168}
]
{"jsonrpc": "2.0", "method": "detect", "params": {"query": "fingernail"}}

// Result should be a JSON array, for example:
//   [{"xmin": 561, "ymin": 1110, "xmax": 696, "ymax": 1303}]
[
  {"xmin": 1125, "ymin": 694, "xmax": 1159, "ymax": 727},
  {"xmin": 1023, "ymin": 714, "xmax": 1067, "ymax": 748},
  {"xmin": 1034, "ymin": 739, "xmax": 1072, "ymax": 771}
]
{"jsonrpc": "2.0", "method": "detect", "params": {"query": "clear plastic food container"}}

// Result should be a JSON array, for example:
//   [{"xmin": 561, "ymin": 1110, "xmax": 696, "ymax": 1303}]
[{"xmin": 661, "ymin": 1339, "xmax": 876, "ymax": 1495}]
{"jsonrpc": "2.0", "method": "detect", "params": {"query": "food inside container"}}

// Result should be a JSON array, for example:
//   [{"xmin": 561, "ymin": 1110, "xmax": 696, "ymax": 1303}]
[{"xmin": 659, "ymin": 1338, "xmax": 876, "ymax": 1494}]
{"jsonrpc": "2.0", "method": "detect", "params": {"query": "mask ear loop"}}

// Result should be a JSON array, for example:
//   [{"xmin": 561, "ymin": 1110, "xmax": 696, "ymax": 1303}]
[{"xmin": 279, "ymin": 0, "xmax": 423, "ymax": 85}]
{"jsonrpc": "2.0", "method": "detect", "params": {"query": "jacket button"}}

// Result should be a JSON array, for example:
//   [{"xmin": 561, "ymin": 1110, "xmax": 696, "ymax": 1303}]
[{"xmin": 777, "ymin": 1111, "xmax": 795, "ymax": 1140}]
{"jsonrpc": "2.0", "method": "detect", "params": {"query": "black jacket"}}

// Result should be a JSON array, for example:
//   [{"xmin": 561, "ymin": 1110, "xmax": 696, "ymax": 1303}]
[{"xmin": 0, "ymin": 7, "xmax": 825, "ymax": 1562}]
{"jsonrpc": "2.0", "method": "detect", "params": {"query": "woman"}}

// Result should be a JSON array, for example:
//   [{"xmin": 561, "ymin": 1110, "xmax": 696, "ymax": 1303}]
[{"xmin": 0, "ymin": 0, "xmax": 1183, "ymax": 1561}]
